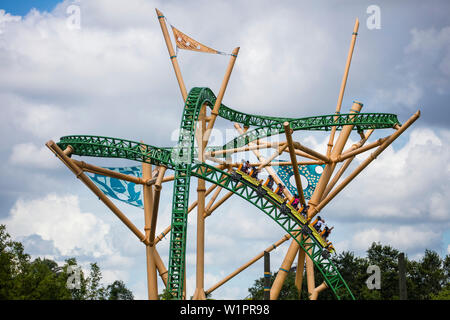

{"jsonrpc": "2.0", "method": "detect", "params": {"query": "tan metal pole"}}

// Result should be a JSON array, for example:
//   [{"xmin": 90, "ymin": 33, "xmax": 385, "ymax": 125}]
[
  {"xmin": 295, "ymin": 248, "xmax": 306, "ymax": 298},
  {"xmin": 205, "ymin": 189, "xmax": 236, "ymax": 217},
  {"xmin": 205, "ymin": 184, "xmax": 224, "ymax": 212},
  {"xmin": 291, "ymin": 141, "xmax": 330, "ymax": 163},
  {"xmin": 257, "ymin": 143, "xmax": 288, "ymax": 170},
  {"xmin": 153, "ymin": 184, "xmax": 218, "ymax": 246},
  {"xmin": 271, "ymin": 103, "xmax": 363, "ymax": 297},
  {"xmin": 204, "ymin": 47, "xmax": 240, "ymax": 145},
  {"xmin": 205, "ymin": 234, "xmax": 292, "ymax": 295},
  {"xmin": 228, "ymin": 160, "xmax": 325, "ymax": 167},
  {"xmin": 326, "ymin": 18, "xmax": 359, "ymax": 157},
  {"xmin": 153, "ymin": 247, "xmax": 168, "ymax": 286},
  {"xmin": 141, "ymin": 144, "xmax": 158, "ymax": 300},
  {"xmin": 193, "ymin": 105, "xmax": 207, "ymax": 300},
  {"xmin": 145, "ymin": 245, "xmax": 158, "ymax": 300},
  {"xmin": 337, "ymin": 136, "xmax": 388, "ymax": 162},
  {"xmin": 234, "ymin": 123, "xmax": 293, "ymax": 200},
  {"xmin": 72, "ymin": 159, "xmax": 145, "ymax": 185},
  {"xmin": 305, "ymin": 239, "xmax": 316, "ymax": 298},
  {"xmin": 270, "ymin": 233, "xmax": 303, "ymax": 300},
  {"xmin": 155, "ymin": 8, "xmax": 188, "ymax": 101},
  {"xmin": 322, "ymin": 158, "xmax": 352, "ymax": 200},
  {"xmin": 149, "ymin": 166, "xmax": 166, "ymax": 245},
  {"xmin": 284, "ymin": 122, "xmax": 306, "ymax": 206},
  {"xmin": 322, "ymin": 129, "xmax": 374, "ymax": 198},
  {"xmin": 312, "ymin": 110, "xmax": 421, "ymax": 216},
  {"xmin": 307, "ymin": 101, "xmax": 363, "ymax": 219},
  {"xmin": 46, "ymin": 141, "xmax": 148, "ymax": 244},
  {"xmin": 341, "ymin": 128, "xmax": 374, "ymax": 155},
  {"xmin": 208, "ymin": 142, "xmax": 274, "ymax": 157},
  {"xmin": 310, "ymin": 282, "xmax": 328, "ymax": 300}
]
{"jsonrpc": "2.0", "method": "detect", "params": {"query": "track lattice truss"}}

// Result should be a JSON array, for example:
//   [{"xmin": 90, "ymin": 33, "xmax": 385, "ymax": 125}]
[{"xmin": 57, "ymin": 87, "xmax": 402, "ymax": 300}]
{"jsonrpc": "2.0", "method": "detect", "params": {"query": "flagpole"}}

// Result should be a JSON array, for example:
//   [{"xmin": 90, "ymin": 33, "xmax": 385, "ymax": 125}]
[
  {"xmin": 156, "ymin": 8, "xmax": 188, "ymax": 102},
  {"xmin": 326, "ymin": 18, "xmax": 359, "ymax": 157},
  {"xmin": 203, "ymin": 47, "xmax": 240, "ymax": 145}
]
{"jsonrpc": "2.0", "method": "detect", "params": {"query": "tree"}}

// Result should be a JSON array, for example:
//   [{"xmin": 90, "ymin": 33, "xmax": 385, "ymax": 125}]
[
  {"xmin": 247, "ymin": 270, "xmax": 300, "ymax": 300},
  {"xmin": 0, "ymin": 225, "xmax": 73, "ymax": 299},
  {"xmin": 366, "ymin": 242, "xmax": 400, "ymax": 300},
  {"xmin": 106, "ymin": 280, "xmax": 134, "ymax": 300},
  {"xmin": 331, "ymin": 251, "xmax": 370, "ymax": 300},
  {"xmin": 431, "ymin": 284, "xmax": 450, "ymax": 300},
  {"xmin": 247, "ymin": 242, "xmax": 450, "ymax": 300},
  {"xmin": 0, "ymin": 224, "xmax": 134, "ymax": 300},
  {"xmin": 417, "ymin": 250, "xmax": 446, "ymax": 299},
  {"xmin": 160, "ymin": 288, "xmax": 176, "ymax": 300}
]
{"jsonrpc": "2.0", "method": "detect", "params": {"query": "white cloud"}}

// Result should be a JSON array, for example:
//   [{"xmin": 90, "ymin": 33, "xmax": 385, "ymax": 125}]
[
  {"xmin": 375, "ymin": 25, "xmax": 450, "ymax": 107},
  {"xmin": 0, "ymin": 9, "xmax": 21, "ymax": 34},
  {"xmin": 14, "ymin": 104, "xmax": 74, "ymax": 139},
  {"xmin": 2, "ymin": 193, "xmax": 114, "ymax": 258},
  {"xmin": 351, "ymin": 226, "xmax": 440, "ymax": 252},
  {"xmin": 9, "ymin": 142, "xmax": 59, "ymax": 169},
  {"xmin": 336, "ymin": 128, "xmax": 450, "ymax": 222}
]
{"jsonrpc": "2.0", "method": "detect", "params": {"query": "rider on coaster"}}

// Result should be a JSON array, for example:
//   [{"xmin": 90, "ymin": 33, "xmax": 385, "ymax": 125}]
[
  {"xmin": 275, "ymin": 183, "xmax": 285, "ymax": 198},
  {"xmin": 250, "ymin": 166, "xmax": 259, "ymax": 179},
  {"xmin": 321, "ymin": 226, "xmax": 334, "ymax": 240},
  {"xmin": 239, "ymin": 160, "xmax": 250, "ymax": 174},
  {"xmin": 264, "ymin": 175, "xmax": 275, "ymax": 190},
  {"xmin": 290, "ymin": 194, "xmax": 300, "ymax": 209}
]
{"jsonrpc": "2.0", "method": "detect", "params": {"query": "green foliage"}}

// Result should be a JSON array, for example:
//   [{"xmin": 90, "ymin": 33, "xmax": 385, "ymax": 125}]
[
  {"xmin": 0, "ymin": 224, "xmax": 133, "ymax": 300},
  {"xmin": 247, "ymin": 271, "xmax": 300, "ymax": 300},
  {"xmin": 107, "ymin": 280, "xmax": 134, "ymax": 300},
  {"xmin": 366, "ymin": 242, "xmax": 401, "ymax": 299},
  {"xmin": 247, "ymin": 242, "xmax": 450, "ymax": 300},
  {"xmin": 160, "ymin": 288, "xmax": 176, "ymax": 300}
]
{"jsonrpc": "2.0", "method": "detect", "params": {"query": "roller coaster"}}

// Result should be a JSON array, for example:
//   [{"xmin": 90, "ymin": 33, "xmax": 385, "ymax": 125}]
[{"xmin": 46, "ymin": 9, "xmax": 420, "ymax": 300}]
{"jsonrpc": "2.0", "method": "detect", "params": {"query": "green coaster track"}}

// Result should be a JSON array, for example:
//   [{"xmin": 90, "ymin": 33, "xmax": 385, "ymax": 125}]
[{"xmin": 57, "ymin": 87, "xmax": 401, "ymax": 300}]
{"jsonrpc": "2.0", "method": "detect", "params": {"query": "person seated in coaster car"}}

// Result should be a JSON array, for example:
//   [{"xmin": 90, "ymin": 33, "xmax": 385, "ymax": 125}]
[
  {"xmin": 239, "ymin": 160, "xmax": 250, "ymax": 174},
  {"xmin": 264, "ymin": 175, "xmax": 275, "ymax": 191},
  {"xmin": 311, "ymin": 216, "xmax": 324, "ymax": 232},
  {"xmin": 250, "ymin": 166, "xmax": 259, "ymax": 179},
  {"xmin": 274, "ymin": 183, "xmax": 285, "ymax": 198},
  {"xmin": 325, "ymin": 241, "xmax": 335, "ymax": 252},
  {"xmin": 290, "ymin": 194, "xmax": 300, "ymax": 210},
  {"xmin": 321, "ymin": 226, "xmax": 334, "ymax": 241},
  {"xmin": 299, "ymin": 204, "xmax": 309, "ymax": 218}
]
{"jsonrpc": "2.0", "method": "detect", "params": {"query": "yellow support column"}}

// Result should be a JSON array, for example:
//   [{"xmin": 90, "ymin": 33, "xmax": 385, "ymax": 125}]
[
  {"xmin": 270, "ymin": 234, "xmax": 302, "ymax": 300},
  {"xmin": 142, "ymin": 146, "xmax": 159, "ymax": 300},
  {"xmin": 307, "ymin": 101, "xmax": 363, "ymax": 220},
  {"xmin": 295, "ymin": 248, "xmax": 306, "ymax": 298},
  {"xmin": 193, "ymin": 105, "xmax": 207, "ymax": 300}
]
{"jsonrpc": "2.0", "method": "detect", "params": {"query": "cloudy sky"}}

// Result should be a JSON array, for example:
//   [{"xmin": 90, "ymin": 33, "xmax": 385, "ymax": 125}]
[{"xmin": 0, "ymin": 0, "xmax": 449, "ymax": 299}]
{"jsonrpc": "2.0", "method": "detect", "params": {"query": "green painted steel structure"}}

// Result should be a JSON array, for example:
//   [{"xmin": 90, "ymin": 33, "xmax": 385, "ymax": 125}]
[{"xmin": 57, "ymin": 87, "xmax": 401, "ymax": 300}]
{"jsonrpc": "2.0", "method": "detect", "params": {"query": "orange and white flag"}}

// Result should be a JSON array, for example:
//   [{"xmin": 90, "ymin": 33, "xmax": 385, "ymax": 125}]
[
  {"xmin": 171, "ymin": 26, "xmax": 218, "ymax": 54},
  {"xmin": 171, "ymin": 25, "xmax": 229, "ymax": 55}
]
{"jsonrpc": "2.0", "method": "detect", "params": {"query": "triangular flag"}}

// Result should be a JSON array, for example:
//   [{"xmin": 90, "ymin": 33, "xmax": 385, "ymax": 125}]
[{"xmin": 171, "ymin": 26, "xmax": 219, "ymax": 54}]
